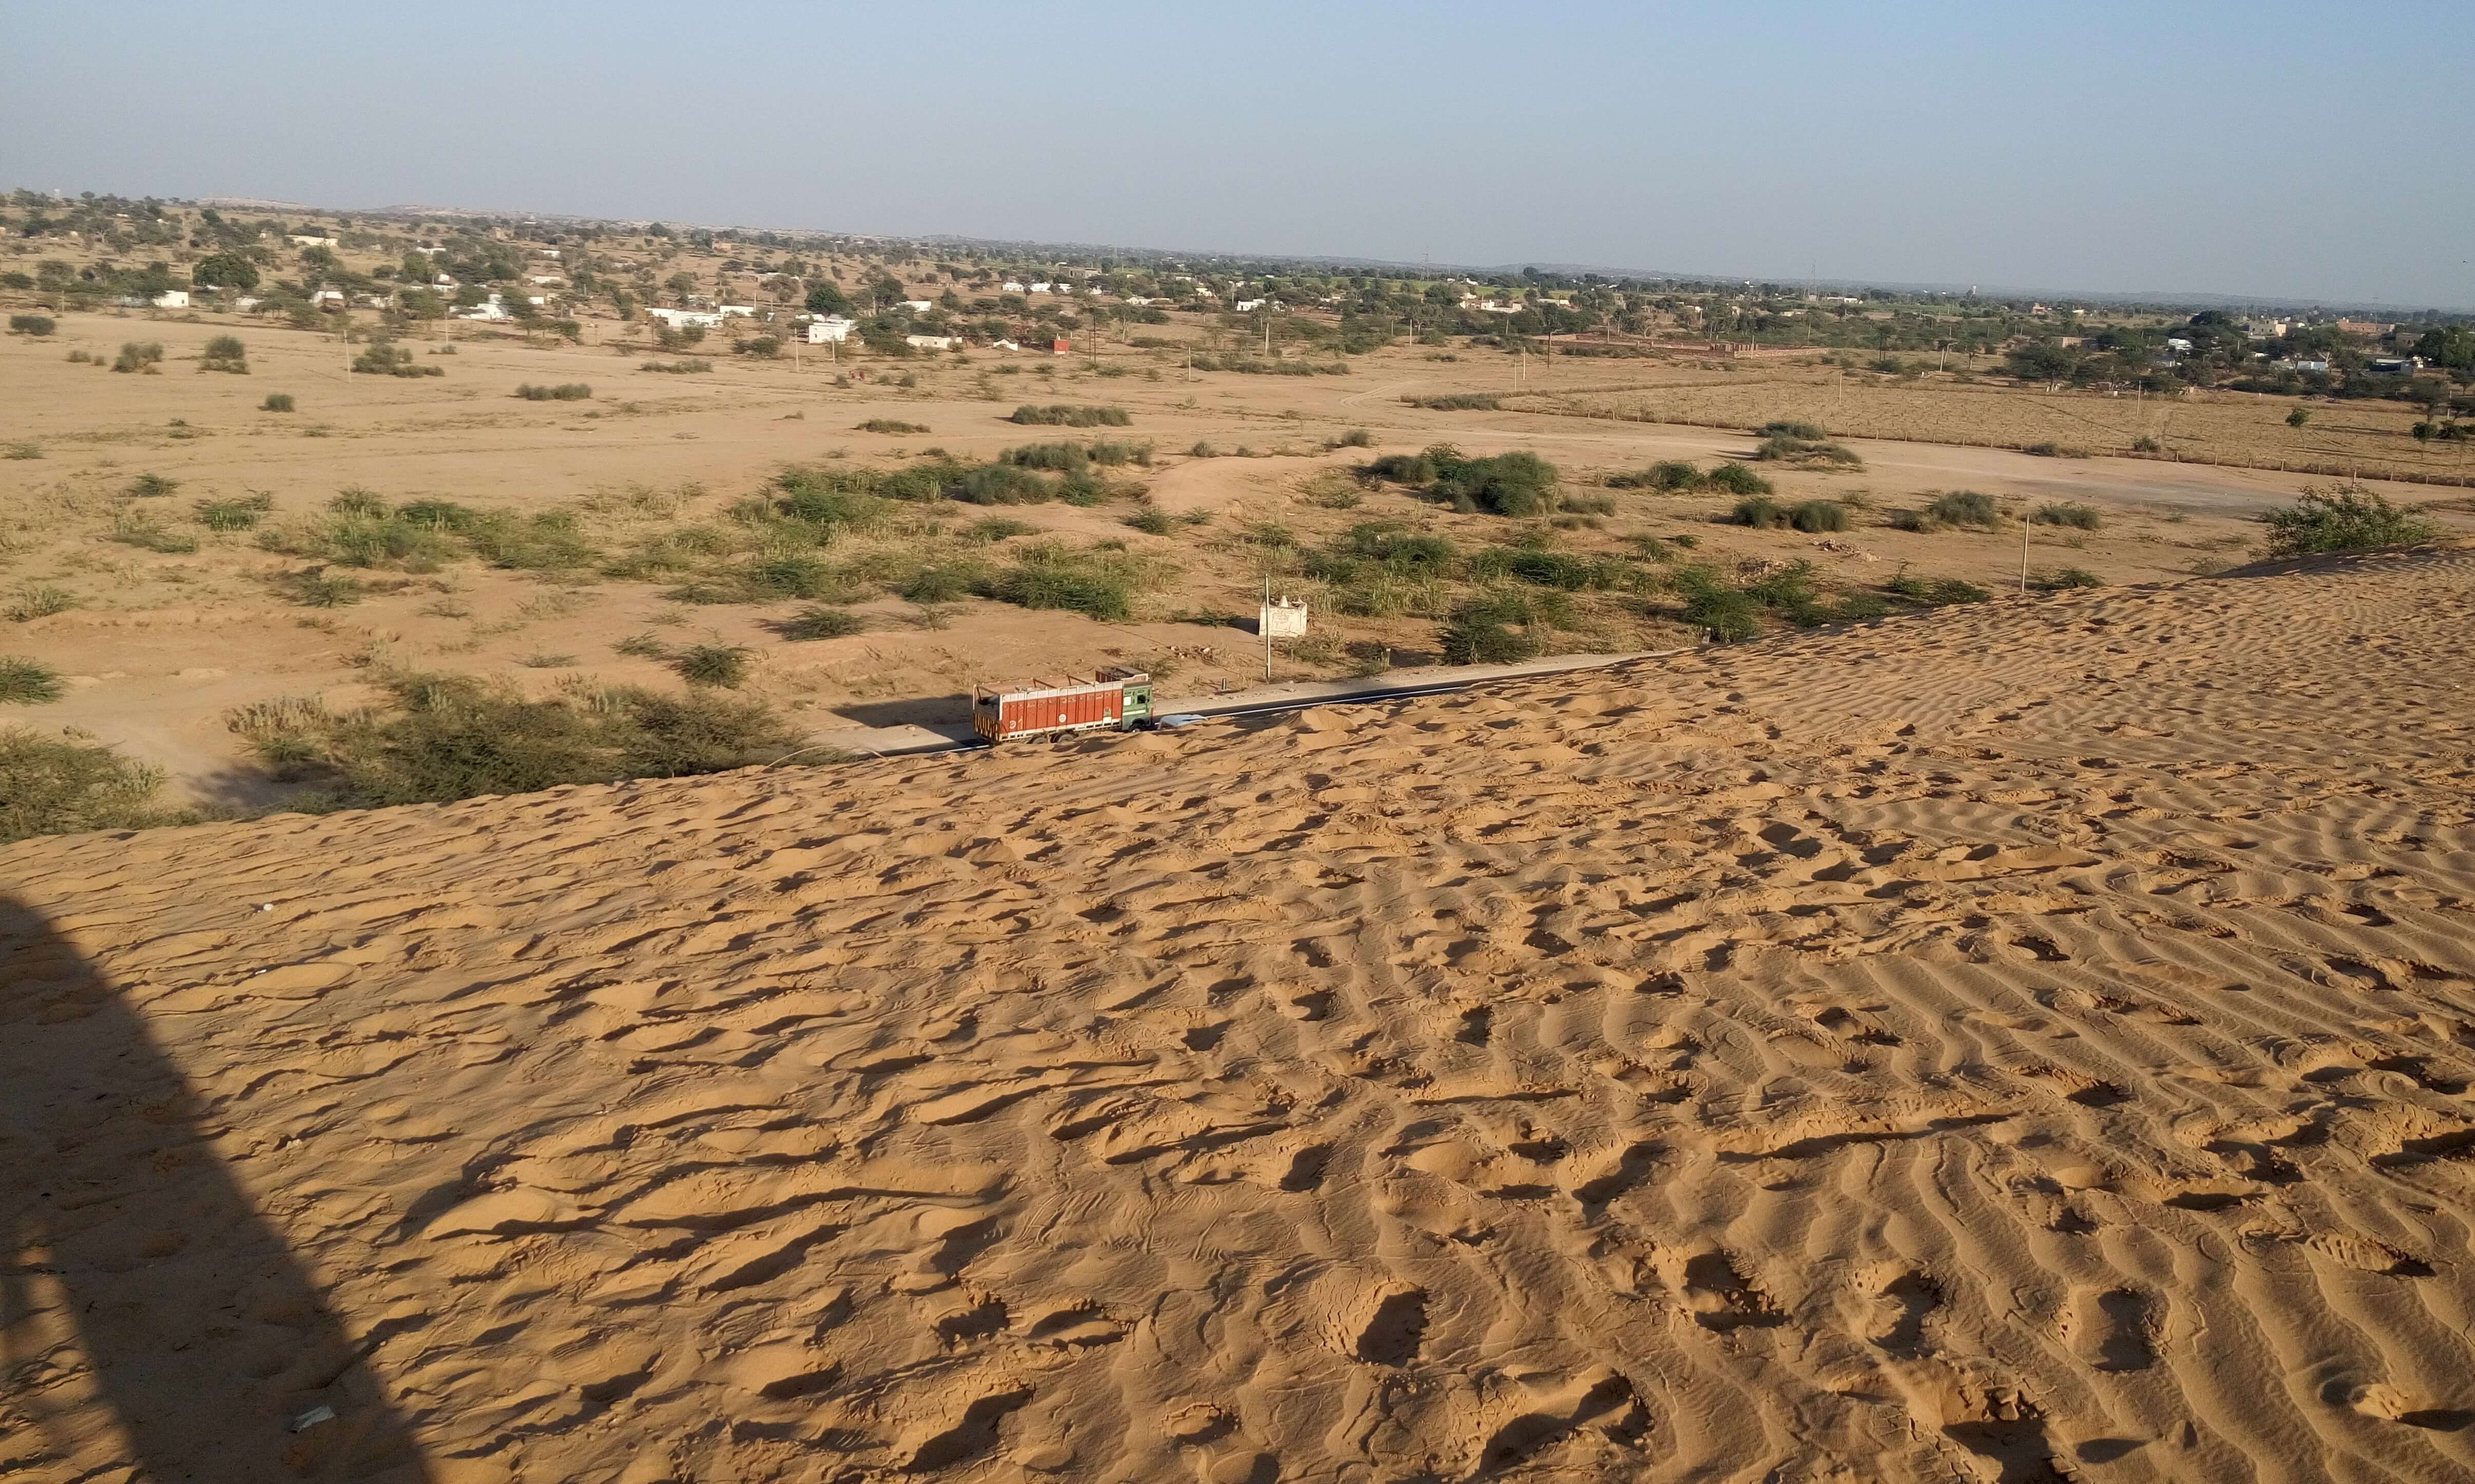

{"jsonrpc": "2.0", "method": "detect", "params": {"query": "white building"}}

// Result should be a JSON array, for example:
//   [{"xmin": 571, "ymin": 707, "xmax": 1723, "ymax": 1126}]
[
  {"xmin": 527, "ymin": 275, "xmax": 565, "ymax": 286},
  {"xmin": 899, "ymin": 299, "xmax": 933, "ymax": 313},
  {"xmin": 716, "ymin": 304, "xmax": 756, "ymax": 319},
  {"xmin": 804, "ymin": 315, "xmax": 857, "ymax": 344},
  {"xmin": 289, "ymin": 232, "xmax": 337, "ymax": 247},
  {"xmin": 647, "ymin": 307, "xmax": 725, "ymax": 330},
  {"xmin": 1002, "ymin": 280, "xmax": 1026, "ymax": 293},
  {"xmin": 905, "ymin": 334, "xmax": 959, "ymax": 351},
  {"xmin": 309, "ymin": 288, "xmax": 345, "ymax": 308},
  {"xmin": 150, "ymin": 289, "xmax": 190, "ymax": 310},
  {"xmin": 1125, "ymin": 296, "xmax": 1153, "ymax": 306},
  {"xmin": 1234, "ymin": 299, "xmax": 1264, "ymax": 313},
  {"xmin": 1028, "ymin": 282, "xmax": 1053, "ymax": 294}
]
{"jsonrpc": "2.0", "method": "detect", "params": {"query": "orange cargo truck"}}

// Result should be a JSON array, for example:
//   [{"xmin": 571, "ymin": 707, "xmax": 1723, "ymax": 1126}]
[{"xmin": 971, "ymin": 666, "xmax": 1154, "ymax": 742}]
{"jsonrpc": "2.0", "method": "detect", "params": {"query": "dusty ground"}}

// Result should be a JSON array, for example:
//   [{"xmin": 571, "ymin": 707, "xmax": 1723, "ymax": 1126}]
[
  {"xmin": 4, "ymin": 550, "xmax": 2473, "ymax": 1482},
  {"xmin": 1, "ymin": 310, "xmax": 2463, "ymax": 803},
  {"xmin": 1518, "ymin": 366, "xmax": 2475, "ymax": 484}
]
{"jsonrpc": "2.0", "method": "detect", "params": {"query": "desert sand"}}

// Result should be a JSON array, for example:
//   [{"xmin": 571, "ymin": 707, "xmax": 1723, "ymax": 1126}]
[{"xmin": 6, "ymin": 549, "xmax": 2475, "ymax": 1482}]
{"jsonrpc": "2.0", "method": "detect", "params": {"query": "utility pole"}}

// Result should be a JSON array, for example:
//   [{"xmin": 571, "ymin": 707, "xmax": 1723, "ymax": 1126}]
[
  {"xmin": 1262, "ymin": 576, "xmax": 1273, "ymax": 682},
  {"xmin": 2020, "ymin": 507, "xmax": 2031, "ymax": 594}
]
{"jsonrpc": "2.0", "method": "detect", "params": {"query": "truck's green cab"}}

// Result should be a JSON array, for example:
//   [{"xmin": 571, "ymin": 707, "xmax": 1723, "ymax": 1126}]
[{"xmin": 1101, "ymin": 666, "xmax": 1154, "ymax": 726}]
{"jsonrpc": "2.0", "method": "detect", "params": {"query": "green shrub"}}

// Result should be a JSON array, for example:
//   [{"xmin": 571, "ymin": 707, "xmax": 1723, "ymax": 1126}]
[
  {"xmin": 224, "ymin": 673, "xmax": 798, "ymax": 808},
  {"xmin": 2028, "ymin": 567, "xmax": 2103, "ymax": 592},
  {"xmin": 2020, "ymin": 441, "xmax": 2089, "ymax": 458},
  {"xmin": 999, "ymin": 441, "xmax": 1090, "ymax": 474},
  {"xmin": 111, "ymin": 513, "xmax": 199, "ymax": 554},
  {"xmin": 639, "ymin": 358, "xmax": 713, "ymax": 373},
  {"xmin": 194, "ymin": 493, "xmax": 275, "ymax": 531},
  {"xmin": 1125, "ymin": 506, "xmax": 1175, "ymax": 534},
  {"xmin": 1364, "ymin": 451, "xmax": 1437, "ymax": 485},
  {"xmin": 1705, "ymin": 462, "xmax": 1771, "ymax": 496},
  {"xmin": 614, "ymin": 632, "xmax": 670, "ymax": 659},
  {"xmin": 1440, "ymin": 593, "xmax": 1544, "ymax": 663},
  {"xmin": 1406, "ymin": 393, "xmax": 1501, "ymax": 410},
  {"xmin": 5, "ymin": 587, "xmax": 78, "ymax": 623},
  {"xmin": 515, "ymin": 382, "xmax": 592, "ymax": 400},
  {"xmin": 1608, "ymin": 459, "xmax": 1706, "ymax": 491},
  {"xmin": 1732, "ymin": 495, "xmax": 1787, "ymax": 528},
  {"xmin": 965, "ymin": 517, "xmax": 1037, "ymax": 542},
  {"xmin": 463, "ymin": 510, "xmax": 600, "ymax": 572},
  {"xmin": 1758, "ymin": 420, "xmax": 1827, "ymax": 439},
  {"xmin": 1476, "ymin": 547, "xmax": 1632, "ymax": 591},
  {"xmin": 2260, "ymin": 484, "xmax": 2438, "ymax": 557},
  {"xmin": 352, "ymin": 344, "xmax": 444, "ymax": 377},
  {"xmin": 2032, "ymin": 502, "xmax": 2102, "ymax": 530},
  {"xmin": 3, "ymin": 441, "xmax": 38, "ymax": 460},
  {"xmin": 1790, "ymin": 499, "xmax": 1852, "ymax": 533},
  {"xmin": 777, "ymin": 606, "xmax": 866, "ymax": 639},
  {"xmin": 127, "ymin": 472, "xmax": 179, "ymax": 499},
  {"xmin": 1333, "ymin": 428, "xmax": 1375, "ymax": 448},
  {"xmin": 987, "ymin": 549, "xmax": 1141, "ymax": 620},
  {"xmin": 856, "ymin": 418, "xmax": 930, "ymax": 433},
  {"xmin": 770, "ymin": 467, "xmax": 898, "ymax": 533},
  {"xmin": 1395, "ymin": 445, "xmax": 1561, "ymax": 515},
  {"xmin": 261, "ymin": 392, "xmax": 295, "ymax": 412},
  {"xmin": 1009, "ymin": 403, "xmax": 1130, "ymax": 427},
  {"xmin": 1924, "ymin": 491, "xmax": 2002, "ymax": 529},
  {"xmin": 0, "ymin": 657, "xmax": 65, "ymax": 704},
  {"xmin": 8, "ymin": 314, "xmax": 56, "ymax": 337},
  {"xmin": 112, "ymin": 341, "xmax": 165, "ymax": 374},
  {"xmin": 328, "ymin": 486, "xmax": 389, "ymax": 517},
  {"xmin": 1, "ymin": 726, "xmax": 176, "ymax": 842},
  {"xmin": 199, "ymin": 335, "xmax": 248, "ymax": 373},
  {"xmin": 2131, "ymin": 435, "xmax": 2162, "ymax": 452},
  {"xmin": 948, "ymin": 462, "xmax": 1052, "ymax": 505},
  {"xmin": 278, "ymin": 570, "xmax": 366, "ymax": 607},
  {"xmin": 897, "ymin": 562, "xmax": 986, "ymax": 604},
  {"xmin": 1673, "ymin": 569, "xmax": 1762, "ymax": 641},
  {"xmin": 737, "ymin": 554, "xmax": 844, "ymax": 600},
  {"xmin": 1755, "ymin": 432, "xmax": 1863, "ymax": 466},
  {"xmin": 673, "ymin": 644, "xmax": 752, "ymax": 687}
]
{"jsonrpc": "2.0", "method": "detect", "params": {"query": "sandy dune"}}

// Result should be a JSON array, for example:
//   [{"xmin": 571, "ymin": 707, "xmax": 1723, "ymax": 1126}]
[{"xmin": 6, "ymin": 552, "xmax": 2475, "ymax": 1482}]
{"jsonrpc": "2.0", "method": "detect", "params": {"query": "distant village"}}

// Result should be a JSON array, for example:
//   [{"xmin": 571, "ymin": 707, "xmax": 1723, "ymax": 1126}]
[{"xmin": 4, "ymin": 191, "xmax": 2469, "ymax": 413}]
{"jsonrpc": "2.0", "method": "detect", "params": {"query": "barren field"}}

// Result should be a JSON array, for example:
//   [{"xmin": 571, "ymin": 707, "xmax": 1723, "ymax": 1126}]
[
  {"xmin": 7, "ymin": 550, "xmax": 2474, "ymax": 1481},
  {"xmin": 1517, "ymin": 365, "xmax": 2474, "ymax": 483},
  {"xmin": 7, "ymin": 308, "xmax": 2462, "ymax": 806}
]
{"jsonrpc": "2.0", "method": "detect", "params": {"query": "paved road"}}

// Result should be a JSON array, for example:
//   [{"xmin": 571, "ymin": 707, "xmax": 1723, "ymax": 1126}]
[{"xmin": 797, "ymin": 648, "xmax": 1673, "ymax": 758}]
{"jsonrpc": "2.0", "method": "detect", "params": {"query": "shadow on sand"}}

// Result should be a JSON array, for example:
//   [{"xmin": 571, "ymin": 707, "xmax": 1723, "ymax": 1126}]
[{"xmin": 0, "ymin": 897, "xmax": 431, "ymax": 1482}]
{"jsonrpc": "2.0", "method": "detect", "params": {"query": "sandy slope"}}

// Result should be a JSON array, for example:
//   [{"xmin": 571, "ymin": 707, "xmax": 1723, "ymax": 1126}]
[{"xmin": 5, "ymin": 552, "xmax": 2475, "ymax": 1483}]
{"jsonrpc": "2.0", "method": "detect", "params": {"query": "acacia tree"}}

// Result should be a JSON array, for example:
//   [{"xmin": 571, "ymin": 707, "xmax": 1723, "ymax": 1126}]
[{"xmin": 191, "ymin": 253, "xmax": 259, "ymax": 291}]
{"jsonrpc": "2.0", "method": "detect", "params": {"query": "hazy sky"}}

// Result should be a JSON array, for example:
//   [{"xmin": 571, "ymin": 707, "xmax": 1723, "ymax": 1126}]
[{"xmin": 6, "ymin": 1, "xmax": 2469, "ymax": 306}]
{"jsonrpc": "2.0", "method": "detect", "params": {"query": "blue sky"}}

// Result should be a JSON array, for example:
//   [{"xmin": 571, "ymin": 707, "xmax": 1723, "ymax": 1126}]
[{"xmin": 4, "ymin": 1, "xmax": 2468, "ymax": 305}]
